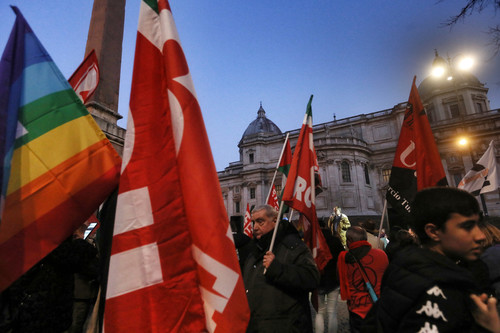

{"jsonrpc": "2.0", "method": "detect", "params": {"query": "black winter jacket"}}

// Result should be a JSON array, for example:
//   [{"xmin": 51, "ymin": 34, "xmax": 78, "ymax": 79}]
[
  {"xmin": 243, "ymin": 221, "xmax": 320, "ymax": 333},
  {"xmin": 374, "ymin": 246, "xmax": 489, "ymax": 332}
]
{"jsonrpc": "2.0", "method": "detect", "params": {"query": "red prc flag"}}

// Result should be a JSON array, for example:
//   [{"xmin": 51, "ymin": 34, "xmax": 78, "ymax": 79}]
[
  {"xmin": 386, "ymin": 76, "xmax": 447, "ymax": 217},
  {"xmin": 243, "ymin": 203, "xmax": 253, "ymax": 238},
  {"xmin": 103, "ymin": 2, "xmax": 249, "ymax": 332},
  {"xmin": 282, "ymin": 95, "xmax": 332, "ymax": 271},
  {"xmin": 267, "ymin": 184, "xmax": 280, "ymax": 211},
  {"xmin": 68, "ymin": 49, "xmax": 99, "ymax": 103}
]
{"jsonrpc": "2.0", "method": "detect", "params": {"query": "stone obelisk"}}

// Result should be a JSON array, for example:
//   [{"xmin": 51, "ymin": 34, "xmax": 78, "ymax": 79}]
[{"xmin": 84, "ymin": 0, "xmax": 126, "ymax": 155}]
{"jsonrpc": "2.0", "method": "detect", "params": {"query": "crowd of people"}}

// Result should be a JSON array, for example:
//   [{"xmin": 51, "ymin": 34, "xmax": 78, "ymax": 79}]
[
  {"xmin": 242, "ymin": 187, "xmax": 500, "ymax": 333},
  {"xmin": 1, "ymin": 187, "xmax": 500, "ymax": 332}
]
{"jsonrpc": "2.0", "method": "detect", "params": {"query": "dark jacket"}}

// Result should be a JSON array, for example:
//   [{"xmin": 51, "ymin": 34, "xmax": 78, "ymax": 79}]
[
  {"xmin": 0, "ymin": 238, "xmax": 98, "ymax": 333},
  {"xmin": 243, "ymin": 220, "xmax": 320, "ymax": 333},
  {"xmin": 374, "ymin": 246, "xmax": 489, "ymax": 333},
  {"xmin": 318, "ymin": 228, "xmax": 344, "ymax": 294}
]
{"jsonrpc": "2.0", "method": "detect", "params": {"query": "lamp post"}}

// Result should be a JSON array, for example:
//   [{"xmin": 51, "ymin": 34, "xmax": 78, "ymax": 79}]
[
  {"xmin": 432, "ymin": 51, "xmax": 488, "ymax": 214},
  {"xmin": 431, "ymin": 50, "xmax": 475, "ymax": 118},
  {"xmin": 458, "ymin": 137, "xmax": 489, "ymax": 216}
]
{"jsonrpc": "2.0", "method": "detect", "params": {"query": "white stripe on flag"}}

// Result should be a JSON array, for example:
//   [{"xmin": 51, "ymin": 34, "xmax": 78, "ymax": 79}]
[
  {"xmin": 106, "ymin": 243, "xmax": 163, "ymax": 299},
  {"xmin": 113, "ymin": 187, "xmax": 154, "ymax": 235}
]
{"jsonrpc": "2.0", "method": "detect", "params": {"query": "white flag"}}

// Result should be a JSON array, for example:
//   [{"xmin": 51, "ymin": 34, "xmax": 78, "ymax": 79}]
[{"xmin": 458, "ymin": 140, "xmax": 499, "ymax": 195}]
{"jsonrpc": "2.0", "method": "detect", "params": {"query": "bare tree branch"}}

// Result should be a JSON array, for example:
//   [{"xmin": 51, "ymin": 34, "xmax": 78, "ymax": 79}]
[{"xmin": 440, "ymin": 0, "xmax": 500, "ymax": 57}]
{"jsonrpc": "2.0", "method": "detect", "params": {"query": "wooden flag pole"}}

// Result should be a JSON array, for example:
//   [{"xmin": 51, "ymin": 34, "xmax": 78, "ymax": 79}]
[
  {"xmin": 376, "ymin": 199, "xmax": 388, "ymax": 246},
  {"xmin": 264, "ymin": 200, "xmax": 287, "ymax": 274}
]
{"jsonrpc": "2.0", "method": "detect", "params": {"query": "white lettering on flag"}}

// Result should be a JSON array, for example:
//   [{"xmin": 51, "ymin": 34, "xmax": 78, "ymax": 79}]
[
  {"xmin": 106, "ymin": 243, "xmax": 163, "ymax": 299},
  {"xmin": 293, "ymin": 176, "xmax": 312, "ymax": 208},
  {"xmin": 113, "ymin": 187, "xmax": 154, "ymax": 235}
]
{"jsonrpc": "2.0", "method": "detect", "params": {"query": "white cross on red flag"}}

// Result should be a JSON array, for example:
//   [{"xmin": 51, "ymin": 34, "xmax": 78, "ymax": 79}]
[{"xmin": 103, "ymin": 1, "xmax": 249, "ymax": 332}]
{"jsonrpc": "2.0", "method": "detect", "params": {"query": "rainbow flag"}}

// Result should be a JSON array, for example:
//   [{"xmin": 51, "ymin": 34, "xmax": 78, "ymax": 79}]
[{"xmin": 0, "ymin": 7, "xmax": 121, "ymax": 291}]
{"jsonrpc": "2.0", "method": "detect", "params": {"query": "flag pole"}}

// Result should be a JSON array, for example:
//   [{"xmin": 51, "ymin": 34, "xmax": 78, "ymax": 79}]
[
  {"xmin": 376, "ymin": 199, "xmax": 388, "ymax": 247},
  {"xmin": 265, "ymin": 133, "xmax": 290, "ymax": 203},
  {"xmin": 264, "ymin": 200, "xmax": 287, "ymax": 274}
]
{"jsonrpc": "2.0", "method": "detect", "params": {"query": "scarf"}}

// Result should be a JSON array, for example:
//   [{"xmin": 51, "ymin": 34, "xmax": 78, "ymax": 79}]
[{"xmin": 338, "ymin": 240, "xmax": 371, "ymax": 300}]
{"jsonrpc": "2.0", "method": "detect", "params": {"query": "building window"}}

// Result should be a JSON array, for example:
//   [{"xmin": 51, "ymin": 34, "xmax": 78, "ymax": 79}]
[
  {"xmin": 341, "ymin": 161, "xmax": 351, "ymax": 183},
  {"xmin": 235, "ymin": 186, "xmax": 240, "ymax": 193},
  {"xmin": 426, "ymin": 107, "xmax": 435, "ymax": 123},
  {"xmin": 476, "ymin": 102, "xmax": 484, "ymax": 113},
  {"xmin": 235, "ymin": 201, "xmax": 240, "ymax": 213},
  {"xmin": 382, "ymin": 169, "xmax": 391, "ymax": 183},
  {"xmin": 249, "ymin": 153, "xmax": 254, "ymax": 163},
  {"xmin": 364, "ymin": 164, "xmax": 370, "ymax": 185},
  {"xmin": 275, "ymin": 184, "xmax": 282, "ymax": 194},
  {"xmin": 449, "ymin": 104, "xmax": 460, "ymax": 119},
  {"xmin": 250, "ymin": 187, "xmax": 256, "ymax": 199}
]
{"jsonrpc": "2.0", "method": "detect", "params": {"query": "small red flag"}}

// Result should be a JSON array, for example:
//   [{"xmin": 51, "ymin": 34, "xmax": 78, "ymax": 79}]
[
  {"xmin": 282, "ymin": 96, "xmax": 332, "ymax": 271},
  {"xmin": 68, "ymin": 49, "xmax": 99, "ymax": 103},
  {"xmin": 243, "ymin": 203, "xmax": 253, "ymax": 238},
  {"xmin": 267, "ymin": 184, "xmax": 280, "ymax": 211}
]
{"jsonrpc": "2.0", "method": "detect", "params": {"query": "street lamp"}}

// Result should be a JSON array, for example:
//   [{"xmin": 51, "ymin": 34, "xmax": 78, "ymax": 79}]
[
  {"xmin": 431, "ymin": 50, "xmax": 475, "ymax": 80},
  {"xmin": 457, "ymin": 136, "xmax": 489, "ymax": 215},
  {"xmin": 431, "ymin": 50, "xmax": 475, "ymax": 118}
]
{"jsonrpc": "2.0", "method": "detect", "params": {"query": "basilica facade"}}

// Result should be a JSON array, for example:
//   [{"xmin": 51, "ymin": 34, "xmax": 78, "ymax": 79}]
[{"xmin": 218, "ymin": 54, "xmax": 500, "ymax": 228}]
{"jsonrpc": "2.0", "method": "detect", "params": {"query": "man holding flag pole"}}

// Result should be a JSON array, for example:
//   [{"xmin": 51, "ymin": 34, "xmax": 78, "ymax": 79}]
[
  {"xmin": 242, "ymin": 97, "xmax": 324, "ymax": 333},
  {"xmin": 281, "ymin": 95, "xmax": 332, "ymax": 272}
]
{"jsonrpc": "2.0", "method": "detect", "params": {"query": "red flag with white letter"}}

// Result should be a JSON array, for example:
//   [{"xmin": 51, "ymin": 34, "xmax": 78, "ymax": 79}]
[
  {"xmin": 243, "ymin": 203, "xmax": 253, "ymax": 238},
  {"xmin": 103, "ymin": 1, "xmax": 249, "ymax": 332},
  {"xmin": 386, "ymin": 76, "xmax": 447, "ymax": 218},
  {"xmin": 68, "ymin": 49, "xmax": 99, "ymax": 103},
  {"xmin": 282, "ymin": 95, "xmax": 331, "ymax": 271}
]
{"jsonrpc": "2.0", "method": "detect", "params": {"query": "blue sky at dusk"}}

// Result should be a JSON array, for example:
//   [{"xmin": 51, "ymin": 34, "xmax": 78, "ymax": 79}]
[{"xmin": 1, "ymin": 1, "xmax": 499, "ymax": 170}]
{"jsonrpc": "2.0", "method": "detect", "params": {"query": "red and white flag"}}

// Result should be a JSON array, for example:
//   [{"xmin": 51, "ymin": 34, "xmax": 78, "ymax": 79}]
[
  {"xmin": 282, "ymin": 95, "xmax": 332, "ymax": 271},
  {"xmin": 103, "ymin": 1, "xmax": 249, "ymax": 332},
  {"xmin": 68, "ymin": 49, "xmax": 99, "ymax": 103},
  {"xmin": 243, "ymin": 203, "xmax": 253, "ymax": 238},
  {"xmin": 267, "ymin": 184, "xmax": 279, "ymax": 211}
]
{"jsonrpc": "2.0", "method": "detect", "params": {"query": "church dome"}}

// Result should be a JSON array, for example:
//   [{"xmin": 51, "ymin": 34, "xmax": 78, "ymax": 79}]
[
  {"xmin": 418, "ymin": 51, "xmax": 484, "ymax": 100},
  {"xmin": 241, "ymin": 104, "xmax": 282, "ymax": 140}
]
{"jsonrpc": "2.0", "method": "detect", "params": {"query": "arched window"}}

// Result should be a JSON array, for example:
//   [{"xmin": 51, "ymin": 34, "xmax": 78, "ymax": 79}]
[{"xmin": 341, "ymin": 161, "xmax": 351, "ymax": 183}]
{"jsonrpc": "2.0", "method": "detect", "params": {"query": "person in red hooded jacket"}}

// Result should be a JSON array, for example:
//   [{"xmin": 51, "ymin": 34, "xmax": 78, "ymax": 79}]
[{"xmin": 337, "ymin": 226, "xmax": 388, "ymax": 333}]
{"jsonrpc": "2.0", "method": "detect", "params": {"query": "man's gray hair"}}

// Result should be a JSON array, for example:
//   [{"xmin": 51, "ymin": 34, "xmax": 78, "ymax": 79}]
[{"xmin": 251, "ymin": 204, "xmax": 278, "ymax": 219}]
